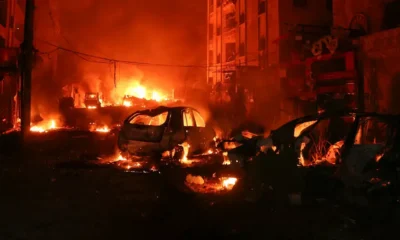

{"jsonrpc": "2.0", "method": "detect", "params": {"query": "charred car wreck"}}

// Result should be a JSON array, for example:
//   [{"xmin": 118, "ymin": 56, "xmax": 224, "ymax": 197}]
[
  {"xmin": 220, "ymin": 111, "xmax": 400, "ymax": 210},
  {"xmin": 117, "ymin": 106, "xmax": 215, "ymax": 159}
]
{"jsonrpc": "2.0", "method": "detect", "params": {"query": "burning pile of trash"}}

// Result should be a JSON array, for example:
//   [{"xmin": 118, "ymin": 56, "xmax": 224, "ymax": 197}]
[{"xmin": 184, "ymin": 173, "xmax": 238, "ymax": 194}]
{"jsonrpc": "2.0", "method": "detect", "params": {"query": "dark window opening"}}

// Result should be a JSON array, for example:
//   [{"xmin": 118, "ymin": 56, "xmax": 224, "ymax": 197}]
[
  {"xmin": 326, "ymin": 0, "xmax": 332, "ymax": 12},
  {"xmin": 209, "ymin": 0, "xmax": 214, "ymax": 12},
  {"xmin": 225, "ymin": 43, "xmax": 235, "ymax": 61},
  {"xmin": 258, "ymin": 1, "xmax": 266, "ymax": 14},
  {"xmin": 239, "ymin": 13, "xmax": 245, "ymax": 24},
  {"xmin": 217, "ymin": 0, "xmax": 221, "ymax": 7},
  {"xmin": 209, "ymin": 50, "xmax": 213, "ymax": 65},
  {"xmin": 258, "ymin": 37, "xmax": 265, "ymax": 51},
  {"xmin": 0, "ymin": 0, "xmax": 8, "ymax": 27},
  {"xmin": 0, "ymin": 37, "xmax": 5, "ymax": 48},
  {"xmin": 239, "ymin": 43, "xmax": 245, "ymax": 56},
  {"xmin": 217, "ymin": 54, "xmax": 221, "ymax": 64},
  {"xmin": 15, "ymin": 24, "xmax": 24, "ymax": 42},
  {"xmin": 382, "ymin": 0, "xmax": 400, "ymax": 30},
  {"xmin": 209, "ymin": 24, "xmax": 213, "ymax": 39},
  {"xmin": 293, "ymin": 0, "xmax": 307, "ymax": 8},
  {"xmin": 225, "ymin": 12, "xmax": 236, "ymax": 29},
  {"xmin": 208, "ymin": 77, "xmax": 213, "ymax": 85},
  {"xmin": 311, "ymin": 58, "xmax": 346, "ymax": 75},
  {"xmin": 216, "ymin": 26, "xmax": 221, "ymax": 35}
]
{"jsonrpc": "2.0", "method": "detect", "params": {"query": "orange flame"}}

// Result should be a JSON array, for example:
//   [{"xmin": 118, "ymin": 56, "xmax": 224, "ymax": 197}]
[
  {"xmin": 221, "ymin": 177, "xmax": 237, "ymax": 189},
  {"xmin": 30, "ymin": 119, "xmax": 57, "ymax": 133}
]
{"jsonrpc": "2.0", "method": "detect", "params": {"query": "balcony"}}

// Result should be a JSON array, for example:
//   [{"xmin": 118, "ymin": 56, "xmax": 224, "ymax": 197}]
[{"xmin": 361, "ymin": 27, "xmax": 400, "ymax": 58}]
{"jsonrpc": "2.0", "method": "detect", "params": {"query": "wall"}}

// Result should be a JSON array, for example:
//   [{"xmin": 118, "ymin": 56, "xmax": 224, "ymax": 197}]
[{"xmin": 333, "ymin": 0, "xmax": 396, "ymax": 33}]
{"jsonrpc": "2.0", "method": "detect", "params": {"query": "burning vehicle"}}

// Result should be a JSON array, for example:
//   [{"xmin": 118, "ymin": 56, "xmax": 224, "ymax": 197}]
[
  {"xmin": 84, "ymin": 92, "xmax": 101, "ymax": 109},
  {"xmin": 117, "ymin": 106, "xmax": 215, "ymax": 159},
  {"xmin": 221, "ymin": 111, "xmax": 400, "ymax": 208}
]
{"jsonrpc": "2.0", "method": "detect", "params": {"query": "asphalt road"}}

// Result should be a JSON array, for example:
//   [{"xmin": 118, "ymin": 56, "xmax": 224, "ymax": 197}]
[{"xmin": 0, "ymin": 131, "xmax": 396, "ymax": 239}]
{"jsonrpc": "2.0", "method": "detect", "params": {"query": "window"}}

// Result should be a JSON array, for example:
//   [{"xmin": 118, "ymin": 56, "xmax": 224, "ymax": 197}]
[
  {"xmin": 209, "ymin": 0, "xmax": 214, "ymax": 13},
  {"xmin": 326, "ymin": 0, "xmax": 332, "ymax": 12},
  {"xmin": 239, "ymin": 42, "xmax": 245, "ymax": 56},
  {"xmin": 129, "ymin": 112, "xmax": 168, "ymax": 126},
  {"xmin": 259, "ymin": 37, "xmax": 265, "ymax": 51},
  {"xmin": 216, "ymin": 26, "xmax": 221, "ymax": 36},
  {"xmin": 209, "ymin": 50, "xmax": 213, "ymax": 65},
  {"xmin": 294, "ymin": 120, "xmax": 317, "ymax": 137},
  {"xmin": 258, "ymin": 1, "xmax": 266, "ymax": 14},
  {"xmin": 209, "ymin": 24, "xmax": 214, "ymax": 39},
  {"xmin": 208, "ymin": 77, "xmax": 213, "ymax": 85},
  {"xmin": 293, "ymin": 0, "xmax": 307, "ymax": 8},
  {"xmin": 217, "ymin": 0, "xmax": 221, "ymax": 7},
  {"xmin": 183, "ymin": 109, "xmax": 195, "ymax": 127},
  {"xmin": 225, "ymin": 43, "xmax": 235, "ymax": 62},
  {"xmin": 0, "ymin": 0, "xmax": 7, "ymax": 27},
  {"xmin": 354, "ymin": 118, "xmax": 390, "ymax": 145},
  {"xmin": 225, "ymin": 12, "xmax": 236, "ymax": 29},
  {"xmin": 193, "ymin": 110, "xmax": 206, "ymax": 127},
  {"xmin": 217, "ymin": 53, "xmax": 221, "ymax": 64},
  {"xmin": 239, "ymin": 13, "xmax": 245, "ymax": 24}
]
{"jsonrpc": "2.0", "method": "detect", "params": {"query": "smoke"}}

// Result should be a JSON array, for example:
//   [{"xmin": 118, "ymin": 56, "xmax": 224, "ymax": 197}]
[{"xmin": 32, "ymin": 0, "xmax": 206, "ymax": 113}]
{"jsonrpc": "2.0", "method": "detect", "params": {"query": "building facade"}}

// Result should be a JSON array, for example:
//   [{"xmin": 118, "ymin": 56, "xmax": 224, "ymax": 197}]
[
  {"xmin": 0, "ymin": 0, "xmax": 25, "ymax": 130},
  {"xmin": 207, "ymin": 0, "xmax": 332, "ymax": 127},
  {"xmin": 333, "ymin": 0, "xmax": 400, "ymax": 114}
]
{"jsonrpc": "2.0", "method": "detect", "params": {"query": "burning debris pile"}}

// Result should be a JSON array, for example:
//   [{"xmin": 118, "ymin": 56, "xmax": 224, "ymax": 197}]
[{"xmin": 185, "ymin": 174, "xmax": 238, "ymax": 194}]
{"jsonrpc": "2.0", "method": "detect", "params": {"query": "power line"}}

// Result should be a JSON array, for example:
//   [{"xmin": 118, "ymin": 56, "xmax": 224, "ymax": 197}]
[{"xmin": 36, "ymin": 39, "xmax": 208, "ymax": 68}]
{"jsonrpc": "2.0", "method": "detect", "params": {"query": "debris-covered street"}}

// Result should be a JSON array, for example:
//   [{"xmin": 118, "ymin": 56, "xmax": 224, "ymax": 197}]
[{"xmin": 0, "ymin": 128, "xmax": 399, "ymax": 239}]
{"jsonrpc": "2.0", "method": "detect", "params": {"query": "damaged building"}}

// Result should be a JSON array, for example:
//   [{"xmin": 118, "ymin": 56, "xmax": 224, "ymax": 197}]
[
  {"xmin": 0, "ymin": 0, "xmax": 25, "ymax": 131},
  {"xmin": 207, "ymin": 0, "xmax": 400, "ymax": 129}
]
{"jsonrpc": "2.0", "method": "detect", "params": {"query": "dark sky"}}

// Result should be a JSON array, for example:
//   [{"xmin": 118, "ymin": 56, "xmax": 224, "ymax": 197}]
[{"xmin": 33, "ymin": 0, "xmax": 206, "ymax": 110}]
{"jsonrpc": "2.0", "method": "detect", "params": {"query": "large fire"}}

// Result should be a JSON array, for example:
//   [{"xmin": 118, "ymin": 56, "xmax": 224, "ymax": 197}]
[{"xmin": 30, "ymin": 119, "xmax": 57, "ymax": 133}]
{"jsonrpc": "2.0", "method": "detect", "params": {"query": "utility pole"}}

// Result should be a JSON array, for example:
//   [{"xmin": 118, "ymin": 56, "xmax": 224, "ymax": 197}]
[
  {"xmin": 21, "ymin": 0, "xmax": 35, "ymax": 143},
  {"xmin": 113, "ymin": 61, "xmax": 117, "ymax": 88}
]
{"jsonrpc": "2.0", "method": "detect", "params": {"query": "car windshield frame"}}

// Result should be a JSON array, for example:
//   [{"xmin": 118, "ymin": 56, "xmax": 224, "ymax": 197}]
[{"xmin": 127, "ymin": 111, "xmax": 170, "ymax": 126}]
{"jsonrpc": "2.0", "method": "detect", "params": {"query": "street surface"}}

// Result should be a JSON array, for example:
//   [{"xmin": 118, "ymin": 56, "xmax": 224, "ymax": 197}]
[{"xmin": 0, "ymin": 132, "xmax": 396, "ymax": 239}]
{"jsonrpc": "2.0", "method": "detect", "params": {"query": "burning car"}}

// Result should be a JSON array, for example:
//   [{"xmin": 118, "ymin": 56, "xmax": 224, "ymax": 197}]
[
  {"xmin": 230, "ymin": 111, "xmax": 400, "ymax": 207},
  {"xmin": 84, "ymin": 92, "xmax": 101, "ymax": 109},
  {"xmin": 117, "ymin": 106, "xmax": 215, "ymax": 158}
]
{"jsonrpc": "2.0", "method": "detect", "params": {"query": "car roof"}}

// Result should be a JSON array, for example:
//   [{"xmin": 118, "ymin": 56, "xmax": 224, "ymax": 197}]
[
  {"xmin": 274, "ymin": 111, "xmax": 400, "ymax": 132},
  {"xmin": 133, "ymin": 106, "xmax": 195, "ymax": 116}
]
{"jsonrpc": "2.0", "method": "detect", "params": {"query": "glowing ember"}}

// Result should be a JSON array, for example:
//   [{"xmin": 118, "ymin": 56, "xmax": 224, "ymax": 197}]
[
  {"xmin": 30, "ymin": 119, "xmax": 57, "ymax": 133},
  {"xmin": 221, "ymin": 177, "xmax": 237, "ymax": 189},
  {"xmin": 87, "ymin": 106, "xmax": 97, "ymax": 109},
  {"xmin": 207, "ymin": 149, "xmax": 213, "ymax": 154},
  {"xmin": 185, "ymin": 174, "xmax": 238, "ymax": 193}
]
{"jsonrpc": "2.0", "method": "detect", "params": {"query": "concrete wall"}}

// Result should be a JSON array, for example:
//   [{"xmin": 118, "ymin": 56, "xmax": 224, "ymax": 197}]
[{"xmin": 333, "ymin": 0, "xmax": 396, "ymax": 33}]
